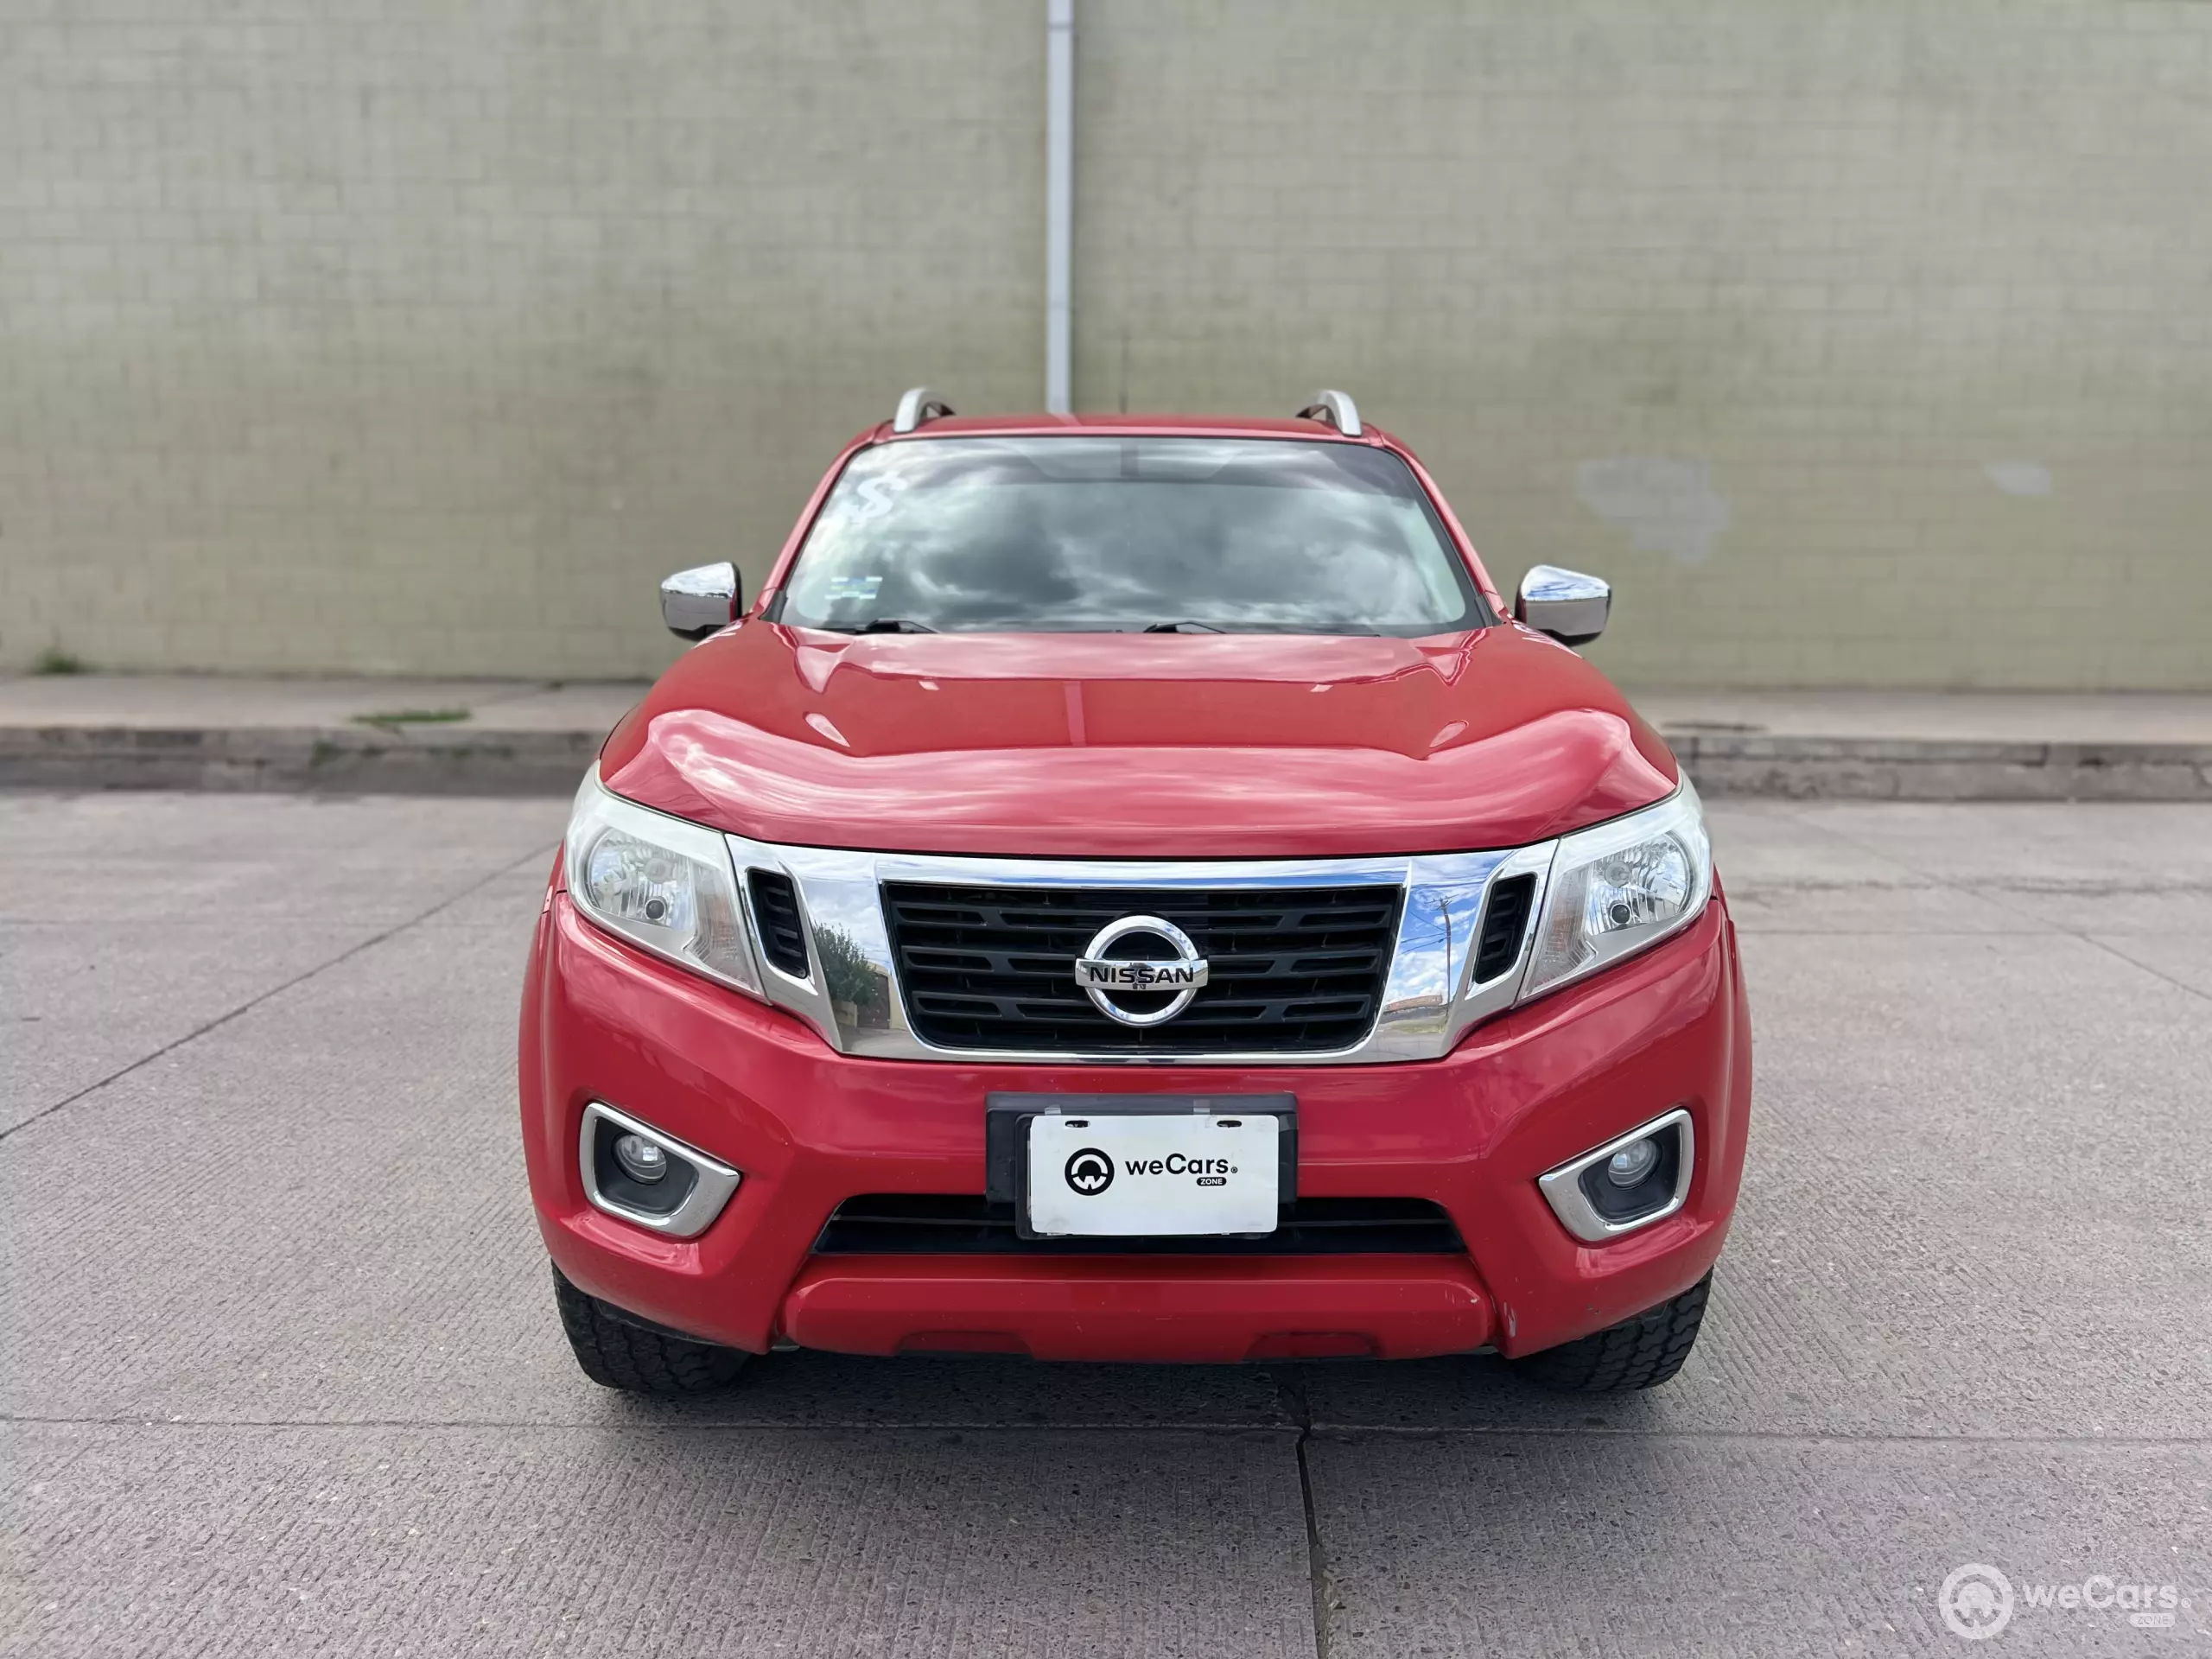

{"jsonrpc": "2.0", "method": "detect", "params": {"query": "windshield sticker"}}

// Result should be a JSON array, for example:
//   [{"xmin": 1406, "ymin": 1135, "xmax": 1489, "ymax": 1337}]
[
  {"xmin": 851, "ymin": 472, "xmax": 912, "ymax": 520},
  {"xmin": 823, "ymin": 573, "xmax": 885, "ymax": 604}
]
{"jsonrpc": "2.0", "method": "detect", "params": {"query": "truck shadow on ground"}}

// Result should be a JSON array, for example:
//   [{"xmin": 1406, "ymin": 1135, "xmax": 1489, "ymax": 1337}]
[{"xmin": 590, "ymin": 1347, "xmax": 1676, "ymax": 1436}]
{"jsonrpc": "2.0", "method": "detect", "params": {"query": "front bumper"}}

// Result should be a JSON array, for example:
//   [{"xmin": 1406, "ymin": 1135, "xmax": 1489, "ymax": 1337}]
[{"xmin": 520, "ymin": 889, "xmax": 1751, "ymax": 1363}]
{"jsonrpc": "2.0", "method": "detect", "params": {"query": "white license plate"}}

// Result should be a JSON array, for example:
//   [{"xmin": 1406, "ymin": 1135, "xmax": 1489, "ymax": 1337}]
[{"xmin": 1025, "ymin": 1111, "xmax": 1282, "ymax": 1236}]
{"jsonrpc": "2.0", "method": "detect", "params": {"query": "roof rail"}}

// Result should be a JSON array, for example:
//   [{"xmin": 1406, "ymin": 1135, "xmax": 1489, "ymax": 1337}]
[
  {"xmin": 892, "ymin": 386, "xmax": 955, "ymax": 435},
  {"xmin": 1294, "ymin": 390, "xmax": 1362, "ymax": 438}
]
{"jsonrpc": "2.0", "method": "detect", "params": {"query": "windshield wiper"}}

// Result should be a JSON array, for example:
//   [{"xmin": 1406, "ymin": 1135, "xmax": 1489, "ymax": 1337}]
[
  {"xmin": 1141, "ymin": 620, "xmax": 1389, "ymax": 636},
  {"xmin": 823, "ymin": 618, "xmax": 938, "ymax": 634}
]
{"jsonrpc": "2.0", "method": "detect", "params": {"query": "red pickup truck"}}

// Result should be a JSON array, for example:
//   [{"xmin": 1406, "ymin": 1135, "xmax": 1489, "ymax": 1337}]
[{"xmin": 518, "ymin": 391, "xmax": 1751, "ymax": 1395}]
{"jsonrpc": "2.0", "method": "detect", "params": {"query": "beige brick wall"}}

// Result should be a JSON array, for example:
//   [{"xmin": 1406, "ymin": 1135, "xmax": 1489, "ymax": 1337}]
[
  {"xmin": 1074, "ymin": 0, "xmax": 2212, "ymax": 690},
  {"xmin": 1, "ymin": 1, "xmax": 1044, "ymax": 678},
  {"xmin": 5, "ymin": 0, "xmax": 2209, "ymax": 688}
]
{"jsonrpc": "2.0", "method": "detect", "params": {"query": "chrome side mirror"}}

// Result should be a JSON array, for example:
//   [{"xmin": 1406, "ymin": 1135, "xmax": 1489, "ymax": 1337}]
[
  {"xmin": 1514, "ymin": 564, "xmax": 1611, "ymax": 647},
  {"xmin": 660, "ymin": 562, "xmax": 741, "ymax": 641}
]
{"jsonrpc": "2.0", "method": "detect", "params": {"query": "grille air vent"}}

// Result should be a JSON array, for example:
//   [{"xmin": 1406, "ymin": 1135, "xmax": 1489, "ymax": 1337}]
[
  {"xmin": 814, "ymin": 1194, "xmax": 1464, "ymax": 1255},
  {"xmin": 1472, "ymin": 874, "xmax": 1536, "ymax": 983},
  {"xmin": 747, "ymin": 871, "xmax": 809, "ymax": 977}
]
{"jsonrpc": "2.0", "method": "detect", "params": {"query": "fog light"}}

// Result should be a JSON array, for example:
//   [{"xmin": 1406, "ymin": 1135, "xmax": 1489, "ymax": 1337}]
[
  {"xmin": 613, "ymin": 1133, "xmax": 668, "ymax": 1184},
  {"xmin": 1605, "ymin": 1138, "xmax": 1659, "ymax": 1188},
  {"xmin": 1535, "ymin": 1108, "xmax": 1694, "ymax": 1243},
  {"xmin": 579, "ymin": 1102, "xmax": 741, "ymax": 1239}
]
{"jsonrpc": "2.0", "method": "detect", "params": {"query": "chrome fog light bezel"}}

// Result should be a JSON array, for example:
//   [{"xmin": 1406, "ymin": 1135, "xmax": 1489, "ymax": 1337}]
[
  {"xmin": 1536, "ymin": 1108, "xmax": 1694, "ymax": 1243},
  {"xmin": 578, "ymin": 1101, "xmax": 741, "ymax": 1238}
]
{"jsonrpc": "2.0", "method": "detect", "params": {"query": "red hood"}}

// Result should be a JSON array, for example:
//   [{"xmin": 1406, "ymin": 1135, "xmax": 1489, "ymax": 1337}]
[{"xmin": 599, "ymin": 624, "xmax": 1678, "ymax": 857}]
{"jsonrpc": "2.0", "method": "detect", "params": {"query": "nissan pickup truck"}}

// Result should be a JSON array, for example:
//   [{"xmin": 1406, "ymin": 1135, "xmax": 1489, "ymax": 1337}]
[{"xmin": 519, "ymin": 389, "xmax": 1751, "ymax": 1396}]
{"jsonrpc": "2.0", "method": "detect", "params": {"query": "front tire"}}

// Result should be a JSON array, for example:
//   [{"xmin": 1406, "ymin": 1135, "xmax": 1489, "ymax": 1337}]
[
  {"xmin": 552, "ymin": 1267, "xmax": 749, "ymax": 1395},
  {"xmin": 1513, "ymin": 1271, "xmax": 1711, "ymax": 1394}
]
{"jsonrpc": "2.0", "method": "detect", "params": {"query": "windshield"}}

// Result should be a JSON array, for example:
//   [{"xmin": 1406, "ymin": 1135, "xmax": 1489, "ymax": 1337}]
[{"xmin": 771, "ymin": 436, "xmax": 1490, "ymax": 635}]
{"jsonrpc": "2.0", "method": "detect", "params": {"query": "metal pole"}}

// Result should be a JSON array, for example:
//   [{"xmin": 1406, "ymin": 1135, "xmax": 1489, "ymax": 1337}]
[{"xmin": 1045, "ymin": 0, "xmax": 1074, "ymax": 414}]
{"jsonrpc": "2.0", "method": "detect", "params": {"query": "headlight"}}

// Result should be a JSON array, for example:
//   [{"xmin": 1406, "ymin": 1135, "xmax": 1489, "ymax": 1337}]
[
  {"xmin": 1520, "ymin": 779, "xmax": 1712, "ymax": 1002},
  {"xmin": 563, "ymin": 773, "xmax": 763, "ymax": 998}
]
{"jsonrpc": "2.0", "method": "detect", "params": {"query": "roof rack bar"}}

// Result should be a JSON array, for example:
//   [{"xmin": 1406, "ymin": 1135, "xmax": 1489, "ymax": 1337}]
[
  {"xmin": 893, "ymin": 386, "xmax": 955, "ymax": 435},
  {"xmin": 1294, "ymin": 390, "xmax": 1362, "ymax": 438}
]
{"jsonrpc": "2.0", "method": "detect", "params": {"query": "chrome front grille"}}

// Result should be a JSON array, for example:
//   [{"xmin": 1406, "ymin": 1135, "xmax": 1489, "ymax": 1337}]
[
  {"xmin": 715, "ymin": 825, "xmax": 1554, "ymax": 1065},
  {"xmin": 880, "ymin": 881, "xmax": 1403, "ymax": 1054}
]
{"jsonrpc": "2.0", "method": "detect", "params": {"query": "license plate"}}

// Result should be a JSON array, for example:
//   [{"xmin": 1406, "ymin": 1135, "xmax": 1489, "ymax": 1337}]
[{"xmin": 1025, "ymin": 1110, "xmax": 1282, "ymax": 1236}]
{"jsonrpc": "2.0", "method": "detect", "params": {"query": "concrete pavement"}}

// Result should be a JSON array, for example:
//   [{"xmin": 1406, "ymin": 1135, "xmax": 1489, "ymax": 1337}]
[
  {"xmin": 4, "ymin": 674, "xmax": 2210, "ymax": 798},
  {"xmin": 3, "ymin": 791, "xmax": 2209, "ymax": 1656}
]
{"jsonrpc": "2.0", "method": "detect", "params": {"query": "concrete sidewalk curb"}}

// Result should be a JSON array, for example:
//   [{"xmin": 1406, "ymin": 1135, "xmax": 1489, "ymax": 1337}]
[
  {"xmin": 4, "ymin": 721, "xmax": 2209, "ymax": 800},
  {"xmin": 0, "ymin": 723, "xmax": 604, "ymax": 795},
  {"xmin": 1669, "ymin": 732, "xmax": 2212, "ymax": 802}
]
